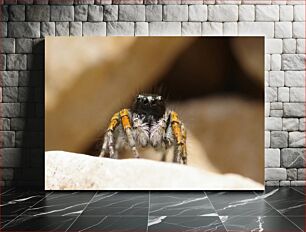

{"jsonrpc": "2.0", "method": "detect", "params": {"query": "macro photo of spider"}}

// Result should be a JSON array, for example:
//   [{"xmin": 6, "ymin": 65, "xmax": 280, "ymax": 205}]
[{"xmin": 99, "ymin": 94, "xmax": 187, "ymax": 164}]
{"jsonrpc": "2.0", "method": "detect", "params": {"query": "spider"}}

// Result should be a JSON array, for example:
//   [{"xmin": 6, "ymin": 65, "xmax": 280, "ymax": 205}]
[{"xmin": 99, "ymin": 94, "xmax": 187, "ymax": 164}]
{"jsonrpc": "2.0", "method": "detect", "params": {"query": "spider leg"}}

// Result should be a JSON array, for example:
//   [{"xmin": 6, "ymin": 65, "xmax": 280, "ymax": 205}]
[
  {"xmin": 120, "ymin": 109, "xmax": 140, "ymax": 158},
  {"xmin": 99, "ymin": 112, "xmax": 120, "ymax": 158},
  {"xmin": 170, "ymin": 111, "xmax": 187, "ymax": 165}
]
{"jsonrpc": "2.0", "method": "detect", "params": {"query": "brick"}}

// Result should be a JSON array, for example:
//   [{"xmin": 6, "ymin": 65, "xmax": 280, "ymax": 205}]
[
  {"xmin": 223, "ymin": 22, "xmax": 237, "ymax": 36},
  {"xmin": 8, "ymin": 22, "xmax": 40, "ymax": 38},
  {"xmin": 256, "ymin": 5, "xmax": 279, "ymax": 21},
  {"xmin": 3, "ymin": 87, "xmax": 18, "ymax": 102},
  {"xmin": 283, "ymin": 39, "xmax": 296, "ymax": 54},
  {"xmin": 282, "ymin": 54, "xmax": 305, "ymax": 71},
  {"xmin": 107, "ymin": 22, "xmax": 134, "ymax": 36},
  {"xmin": 95, "ymin": 0, "xmax": 112, "ymax": 4},
  {"xmin": 270, "ymin": 102, "xmax": 282, "ymax": 110},
  {"xmin": 182, "ymin": 22, "xmax": 201, "ymax": 36},
  {"xmin": 1, "ymin": 71, "xmax": 18, "ymax": 86},
  {"xmin": 135, "ymin": 22, "xmax": 148, "ymax": 36},
  {"xmin": 7, "ymin": 54, "xmax": 26, "ymax": 71},
  {"xmin": 3, "ymin": 103, "xmax": 20, "ymax": 117},
  {"xmin": 266, "ymin": 39, "xmax": 282, "ymax": 54},
  {"xmin": 202, "ymin": 22, "xmax": 222, "ymax": 35},
  {"xmin": 280, "ymin": 5, "xmax": 293, "ymax": 21},
  {"xmin": 163, "ymin": 5, "xmax": 188, "ymax": 22},
  {"xmin": 284, "ymin": 103, "xmax": 305, "ymax": 117},
  {"xmin": 239, "ymin": 5, "xmax": 255, "ymax": 21},
  {"xmin": 294, "ymin": 5, "xmax": 305, "ymax": 21},
  {"xmin": 275, "ymin": 22, "xmax": 292, "ymax": 39},
  {"xmin": 289, "ymin": 131, "xmax": 305, "ymax": 147},
  {"xmin": 26, "ymin": 5, "xmax": 50, "ymax": 21},
  {"xmin": 296, "ymin": 39, "xmax": 305, "ymax": 54},
  {"xmin": 55, "ymin": 22, "xmax": 69, "ymax": 36},
  {"xmin": 287, "ymin": 168, "xmax": 297, "ymax": 180},
  {"xmin": 70, "ymin": 22, "xmax": 82, "ymax": 36},
  {"xmin": 265, "ymin": 131, "xmax": 270, "ymax": 148},
  {"xmin": 113, "ymin": 0, "xmax": 143, "ymax": 3},
  {"xmin": 119, "ymin": 5, "xmax": 145, "ymax": 22},
  {"xmin": 290, "ymin": 181, "xmax": 306, "ymax": 186},
  {"xmin": 1, "ymin": 22, "xmax": 8, "ymax": 37},
  {"xmin": 88, "ymin": 5, "xmax": 103, "ymax": 22},
  {"xmin": 265, "ymin": 149, "xmax": 280, "ymax": 167},
  {"xmin": 265, "ymin": 181, "xmax": 279, "ymax": 186},
  {"xmin": 293, "ymin": 22, "xmax": 305, "ymax": 38},
  {"xmin": 266, "ymin": 117, "xmax": 282, "ymax": 131},
  {"xmin": 182, "ymin": 0, "xmax": 203, "ymax": 3},
  {"xmin": 10, "ymin": 118, "xmax": 25, "ymax": 130},
  {"xmin": 41, "ymin": 22, "xmax": 55, "ymax": 37},
  {"xmin": 1, "ymin": 38, "xmax": 15, "ymax": 53},
  {"xmin": 74, "ymin": 5, "xmax": 88, "ymax": 21},
  {"xmin": 0, "ymin": 54, "xmax": 6, "ymax": 71},
  {"xmin": 285, "ymin": 71, "xmax": 305, "ymax": 87},
  {"xmin": 208, "ymin": 5, "xmax": 238, "ymax": 22},
  {"xmin": 281, "ymin": 148, "xmax": 305, "ymax": 168},
  {"xmin": 270, "ymin": 54, "xmax": 281, "ymax": 71},
  {"xmin": 215, "ymin": 0, "xmax": 241, "ymax": 3},
  {"xmin": 265, "ymin": 168, "xmax": 286, "ymax": 181},
  {"xmin": 149, "ymin": 22, "xmax": 181, "ymax": 36},
  {"xmin": 279, "ymin": 181, "xmax": 290, "ymax": 186},
  {"xmin": 265, "ymin": 87, "xmax": 277, "ymax": 102},
  {"xmin": 299, "ymin": 118, "xmax": 305, "ymax": 131},
  {"xmin": 189, "ymin": 5, "xmax": 207, "ymax": 21},
  {"xmin": 145, "ymin": 5, "xmax": 162, "ymax": 22},
  {"xmin": 51, "ymin": 6, "xmax": 74, "ymax": 21},
  {"xmin": 0, "ymin": 148, "xmax": 22, "ymax": 167},
  {"xmin": 159, "ymin": 0, "xmax": 181, "ymax": 3},
  {"xmin": 265, "ymin": 102, "xmax": 270, "ymax": 116},
  {"xmin": 74, "ymin": 0, "xmax": 94, "ymax": 3},
  {"xmin": 283, "ymin": 118, "xmax": 299, "ymax": 131},
  {"xmin": 1, "ymin": 5, "xmax": 9, "ymax": 22},
  {"xmin": 270, "ymin": 110, "xmax": 283, "ymax": 117},
  {"xmin": 265, "ymin": 54, "xmax": 270, "ymax": 71},
  {"xmin": 81, "ymin": 22, "xmax": 105, "ymax": 36},
  {"xmin": 270, "ymin": 131, "xmax": 288, "ymax": 148},
  {"xmin": 9, "ymin": 5, "xmax": 25, "ymax": 21},
  {"xmin": 2, "ymin": 131, "xmax": 15, "ymax": 147},
  {"xmin": 16, "ymin": 39, "xmax": 32, "ymax": 53},
  {"xmin": 49, "ymin": 0, "xmax": 74, "ymax": 4},
  {"xmin": 278, "ymin": 87, "xmax": 289, "ymax": 102},
  {"xmin": 104, "ymin": 5, "xmax": 118, "ymax": 21},
  {"xmin": 269, "ymin": 71, "xmax": 284, "ymax": 87},
  {"xmin": 297, "ymin": 168, "xmax": 305, "ymax": 180},
  {"xmin": 144, "ymin": 0, "xmax": 158, "ymax": 3},
  {"xmin": 238, "ymin": 22, "xmax": 274, "ymax": 38},
  {"xmin": 290, "ymin": 87, "xmax": 304, "ymax": 102}
]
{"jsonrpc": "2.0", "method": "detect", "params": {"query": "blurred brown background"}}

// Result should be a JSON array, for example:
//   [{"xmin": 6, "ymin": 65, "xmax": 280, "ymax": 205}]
[{"xmin": 45, "ymin": 37, "xmax": 264, "ymax": 183}]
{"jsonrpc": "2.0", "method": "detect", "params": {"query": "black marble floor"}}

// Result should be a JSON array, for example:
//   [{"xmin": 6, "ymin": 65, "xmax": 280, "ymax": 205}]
[{"xmin": 0, "ymin": 187, "xmax": 305, "ymax": 231}]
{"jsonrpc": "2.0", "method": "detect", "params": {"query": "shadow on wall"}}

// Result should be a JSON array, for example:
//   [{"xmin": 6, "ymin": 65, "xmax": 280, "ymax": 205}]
[{"xmin": 15, "ymin": 40, "xmax": 45, "ymax": 188}]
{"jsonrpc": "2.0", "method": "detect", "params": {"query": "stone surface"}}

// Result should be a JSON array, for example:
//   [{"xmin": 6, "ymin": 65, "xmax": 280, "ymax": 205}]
[
  {"xmin": 290, "ymin": 87, "xmax": 305, "ymax": 102},
  {"xmin": 265, "ymin": 149, "xmax": 280, "ymax": 168},
  {"xmin": 0, "ymin": 148, "xmax": 22, "ymax": 167},
  {"xmin": 269, "ymin": 71, "xmax": 284, "ymax": 86},
  {"xmin": 284, "ymin": 103, "xmax": 305, "ymax": 117},
  {"xmin": 291, "ymin": 181, "xmax": 306, "ymax": 186},
  {"xmin": 265, "ymin": 117, "xmax": 282, "ymax": 131},
  {"xmin": 149, "ymin": 22, "xmax": 181, "ymax": 35},
  {"xmin": 8, "ymin": 22, "xmax": 40, "ymax": 38},
  {"xmin": 281, "ymin": 148, "xmax": 305, "ymax": 168},
  {"xmin": 55, "ymin": 22, "xmax": 69, "ymax": 36},
  {"xmin": 256, "ymin": 5, "xmax": 279, "ymax": 21},
  {"xmin": 88, "ymin": 5, "xmax": 103, "ymax": 22},
  {"xmin": 74, "ymin": 5, "xmax": 88, "ymax": 21},
  {"xmin": 70, "ymin": 22, "xmax": 82, "ymax": 36},
  {"xmin": 82, "ymin": 22, "xmax": 106, "ymax": 35},
  {"xmin": 265, "ymin": 168, "xmax": 286, "ymax": 181},
  {"xmin": 208, "ymin": 5, "xmax": 238, "ymax": 22},
  {"xmin": 294, "ymin": 5, "xmax": 305, "ymax": 21},
  {"xmin": 285, "ymin": 71, "xmax": 305, "ymax": 87},
  {"xmin": 107, "ymin": 22, "xmax": 134, "ymax": 36},
  {"xmin": 1, "ymin": 38, "xmax": 15, "ymax": 53},
  {"xmin": 266, "ymin": 39, "xmax": 282, "ymax": 54},
  {"xmin": 145, "ymin": 5, "xmax": 162, "ymax": 22},
  {"xmin": 202, "ymin": 22, "xmax": 222, "ymax": 35},
  {"xmin": 7, "ymin": 54, "xmax": 26, "ymax": 70},
  {"xmin": 45, "ymin": 151, "xmax": 263, "ymax": 190},
  {"xmin": 2, "ymin": 131, "xmax": 15, "ymax": 147},
  {"xmin": 238, "ymin": 22, "xmax": 274, "ymax": 37},
  {"xmin": 182, "ymin": 22, "xmax": 201, "ymax": 36},
  {"xmin": 265, "ymin": 87, "xmax": 277, "ymax": 102},
  {"xmin": 41, "ymin": 22, "xmax": 55, "ymax": 37},
  {"xmin": 283, "ymin": 118, "xmax": 299, "ymax": 131},
  {"xmin": 135, "ymin": 22, "xmax": 148, "ymax": 36},
  {"xmin": 163, "ymin": 5, "xmax": 188, "ymax": 21},
  {"xmin": 189, "ymin": 5, "xmax": 207, "ymax": 21},
  {"xmin": 282, "ymin": 54, "xmax": 305, "ymax": 70},
  {"xmin": 270, "ymin": 54, "xmax": 281, "ymax": 71},
  {"xmin": 270, "ymin": 131, "xmax": 288, "ymax": 148},
  {"xmin": 51, "ymin": 6, "xmax": 74, "ymax": 21},
  {"xmin": 275, "ymin": 22, "xmax": 292, "ymax": 39},
  {"xmin": 9, "ymin": 5, "xmax": 25, "ymax": 21},
  {"xmin": 1, "ymin": 71, "xmax": 18, "ymax": 86},
  {"xmin": 3, "ymin": 103, "xmax": 20, "ymax": 117},
  {"xmin": 297, "ymin": 168, "xmax": 305, "ymax": 180},
  {"xmin": 289, "ymin": 132, "xmax": 305, "ymax": 147},
  {"xmin": 119, "ymin": 5, "xmax": 145, "ymax": 21},
  {"xmin": 287, "ymin": 168, "xmax": 297, "ymax": 180},
  {"xmin": 26, "ymin": 5, "xmax": 50, "ymax": 21},
  {"xmin": 16, "ymin": 38, "xmax": 32, "ymax": 53},
  {"xmin": 104, "ymin": 5, "xmax": 118, "ymax": 21},
  {"xmin": 3, "ymin": 87, "xmax": 18, "ymax": 103},
  {"xmin": 223, "ymin": 22, "xmax": 237, "ymax": 36},
  {"xmin": 280, "ymin": 5, "xmax": 293, "ymax": 21},
  {"xmin": 293, "ymin": 22, "xmax": 305, "ymax": 38},
  {"xmin": 283, "ymin": 39, "xmax": 296, "ymax": 54},
  {"xmin": 296, "ymin": 39, "xmax": 305, "ymax": 54},
  {"xmin": 239, "ymin": 5, "xmax": 255, "ymax": 21}
]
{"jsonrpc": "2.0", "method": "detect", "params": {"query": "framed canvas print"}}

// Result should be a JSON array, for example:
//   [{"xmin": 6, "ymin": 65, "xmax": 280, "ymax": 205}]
[{"xmin": 45, "ymin": 37, "xmax": 264, "ymax": 190}]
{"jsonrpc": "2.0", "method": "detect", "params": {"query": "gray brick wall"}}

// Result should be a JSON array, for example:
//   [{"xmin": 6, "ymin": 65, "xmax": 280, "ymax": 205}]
[{"xmin": 0, "ymin": 0, "xmax": 305, "ymax": 187}]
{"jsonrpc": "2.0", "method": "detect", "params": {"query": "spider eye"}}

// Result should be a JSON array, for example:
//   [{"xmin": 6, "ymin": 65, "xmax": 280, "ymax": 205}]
[{"xmin": 143, "ymin": 98, "xmax": 149, "ymax": 105}]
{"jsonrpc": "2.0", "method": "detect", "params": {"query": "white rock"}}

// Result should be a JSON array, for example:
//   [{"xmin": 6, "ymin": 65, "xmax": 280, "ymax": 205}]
[
  {"xmin": 265, "ymin": 131, "xmax": 270, "ymax": 148},
  {"xmin": 149, "ymin": 22, "xmax": 181, "ymax": 36},
  {"xmin": 145, "ymin": 5, "xmax": 162, "ymax": 22},
  {"xmin": 293, "ymin": 22, "xmax": 305, "ymax": 38},
  {"xmin": 265, "ymin": 117, "xmax": 282, "ymax": 130},
  {"xmin": 182, "ymin": 22, "xmax": 201, "ymax": 36},
  {"xmin": 271, "ymin": 54, "xmax": 281, "ymax": 71},
  {"xmin": 282, "ymin": 54, "xmax": 305, "ymax": 70},
  {"xmin": 255, "ymin": 5, "xmax": 279, "ymax": 21},
  {"xmin": 265, "ymin": 87, "xmax": 277, "ymax": 102},
  {"xmin": 269, "ymin": 71, "xmax": 284, "ymax": 87},
  {"xmin": 208, "ymin": 5, "xmax": 238, "ymax": 22},
  {"xmin": 82, "ymin": 22, "xmax": 106, "ymax": 36},
  {"xmin": 202, "ymin": 22, "xmax": 222, "ymax": 35},
  {"xmin": 284, "ymin": 103, "xmax": 305, "ymax": 117},
  {"xmin": 45, "ymin": 151, "xmax": 264, "ymax": 190},
  {"xmin": 265, "ymin": 168, "xmax": 286, "ymax": 181},
  {"xmin": 238, "ymin": 22, "xmax": 274, "ymax": 38},
  {"xmin": 285, "ymin": 71, "xmax": 305, "ymax": 87},
  {"xmin": 294, "ymin": 5, "xmax": 305, "ymax": 21},
  {"xmin": 289, "ymin": 132, "xmax": 305, "ymax": 147},
  {"xmin": 280, "ymin": 5, "xmax": 293, "ymax": 21},
  {"xmin": 296, "ymin": 39, "xmax": 305, "ymax": 54},
  {"xmin": 189, "ymin": 5, "xmax": 207, "ymax": 21},
  {"xmin": 265, "ymin": 102, "xmax": 270, "ymax": 116},
  {"xmin": 278, "ymin": 87, "xmax": 289, "ymax": 102},
  {"xmin": 265, "ymin": 149, "xmax": 280, "ymax": 168},
  {"xmin": 266, "ymin": 39, "xmax": 282, "ymax": 54},
  {"xmin": 283, "ymin": 39, "xmax": 296, "ymax": 54},
  {"xmin": 223, "ymin": 22, "xmax": 237, "ymax": 36},
  {"xmin": 265, "ymin": 54, "xmax": 270, "ymax": 71},
  {"xmin": 163, "ymin": 5, "xmax": 188, "ymax": 22},
  {"xmin": 283, "ymin": 118, "xmax": 299, "ymax": 131},
  {"xmin": 290, "ymin": 87, "xmax": 305, "ymax": 102},
  {"xmin": 135, "ymin": 22, "xmax": 148, "ymax": 36},
  {"xmin": 299, "ymin": 118, "xmax": 305, "ymax": 131},
  {"xmin": 270, "ymin": 102, "xmax": 282, "ymax": 110},
  {"xmin": 119, "ymin": 5, "xmax": 145, "ymax": 22},
  {"xmin": 107, "ymin": 22, "xmax": 134, "ymax": 36},
  {"xmin": 275, "ymin": 22, "xmax": 292, "ymax": 39},
  {"xmin": 239, "ymin": 5, "xmax": 255, "ymax": 21}
]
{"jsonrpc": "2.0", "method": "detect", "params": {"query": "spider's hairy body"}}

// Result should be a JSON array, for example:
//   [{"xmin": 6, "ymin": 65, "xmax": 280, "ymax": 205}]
[{"xmin": 99, "ymin": 94, "xmax": 187, "ymax": 164}]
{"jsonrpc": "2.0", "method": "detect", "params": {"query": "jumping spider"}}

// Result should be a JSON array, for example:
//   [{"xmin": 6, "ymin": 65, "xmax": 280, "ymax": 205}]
[{"xmin": 99, "ymin": 94, "xmax": 187, "ymax": 164}]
